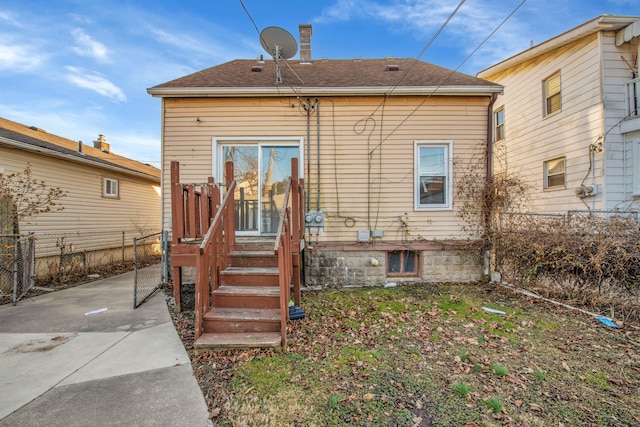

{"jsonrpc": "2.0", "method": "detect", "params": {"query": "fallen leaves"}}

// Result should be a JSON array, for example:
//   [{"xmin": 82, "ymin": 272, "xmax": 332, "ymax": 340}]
[{"xmin": 166, "ymin": 283, "xmax": 640, "ymax": 426}]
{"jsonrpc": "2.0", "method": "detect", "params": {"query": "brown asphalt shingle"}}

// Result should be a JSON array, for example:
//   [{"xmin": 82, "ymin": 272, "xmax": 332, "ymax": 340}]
[
  {"xmin": 0, "ymin": 117, "xmax": 160, "ymax": 180},
  {"xmin": 150, "ymin": 58, "xmax": 499, "ymax": 90}
]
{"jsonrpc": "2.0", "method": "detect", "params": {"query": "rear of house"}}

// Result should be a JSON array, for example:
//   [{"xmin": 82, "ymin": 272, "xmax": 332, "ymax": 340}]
[
  {"xmin": 478, "ymin": 14, "xmax": 640, "ymax": 214},
  {"xmin": 149, "ymin": 27, "xmax": 502, "ymax": 287}
]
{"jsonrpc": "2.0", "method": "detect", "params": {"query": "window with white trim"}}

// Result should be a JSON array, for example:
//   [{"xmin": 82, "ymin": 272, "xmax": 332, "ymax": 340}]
[
  {"xmin": 495, "ymin": 107, "xmax": 505, "ymax": 141},
  {"xmin": 543, "ymin": 71, "xmax": 561, "ymax": 116},
  {"xmin": 543, "ymin": 157, "xmax": 565, "ymax": 189},
  {"xmin": 414, "ymin": 141, "xmax": 452, "ymax": 210},
  {"xmin": 103, "ymin": 177, "xmax": 119, "ymax": 198}
]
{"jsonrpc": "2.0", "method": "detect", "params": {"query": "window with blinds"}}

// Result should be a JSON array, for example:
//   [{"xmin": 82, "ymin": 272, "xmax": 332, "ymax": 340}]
[
  {"xmin": 544, "ymin": 72, "xmax": 561, "ymax": 116},
  {"xmin": 544, "ymin": 157, "xmax": 565, "ymax": 189},
  {"xmin": 495, "ymin": 107, "xmax": 505, "ymax": 141}
]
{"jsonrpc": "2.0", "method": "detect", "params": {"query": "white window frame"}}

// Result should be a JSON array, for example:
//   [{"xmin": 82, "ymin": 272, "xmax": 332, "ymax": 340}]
[
  {"xmin": 414, "ymin": 140, "xmax": 453, "ymax": 211},
  {"xmin": 543, "ymin": 71, "xmax": 562, "ymax": 117},
  {"xmin": 495, "ymin": 107, "xmax": 505, "ymax": 141},
  {"xmin": 103, "ymin": 177, "xmax": 119, "ymax": 198},
  {"xmin": 543, "ymin": 157, "xmax": 565, "ymax": 189}
]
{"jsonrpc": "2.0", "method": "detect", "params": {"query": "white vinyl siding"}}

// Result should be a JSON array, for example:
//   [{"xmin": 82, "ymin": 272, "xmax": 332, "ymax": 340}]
[
  {"xmin": 543, "ymin": 71, "xmax": 562, "ymax": 116},
  {"xmin": 633, "ymin": 140, "xmax": 640, "ymax": 196},
  {"xmin": 414, "ymin": 141, "xmax": 452, "ymax": 210},
  {"xmin": 478, "ymin": 34, "xmax": 603, "ymax": 213}
]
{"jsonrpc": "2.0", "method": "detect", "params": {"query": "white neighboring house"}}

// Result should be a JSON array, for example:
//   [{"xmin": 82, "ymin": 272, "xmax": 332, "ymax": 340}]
[{"xmin": 478, "ymin": 14, "xmax": 640, "ymax": 214}]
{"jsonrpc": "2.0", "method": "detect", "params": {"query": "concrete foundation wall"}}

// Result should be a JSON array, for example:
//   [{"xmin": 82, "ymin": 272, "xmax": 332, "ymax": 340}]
[{"xmin": 304, "ymin": 248, "xmax": 481, "ymax": 288}]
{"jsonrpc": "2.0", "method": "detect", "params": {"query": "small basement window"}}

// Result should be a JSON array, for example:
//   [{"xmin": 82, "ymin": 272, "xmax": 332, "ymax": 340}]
[
  {"xmin": 103, "ymin": 177, "xmax": 119, "ymax": 198},
  {"xmin": 387, "ymin": 250, "xmax": 418, "ymax": 277}
]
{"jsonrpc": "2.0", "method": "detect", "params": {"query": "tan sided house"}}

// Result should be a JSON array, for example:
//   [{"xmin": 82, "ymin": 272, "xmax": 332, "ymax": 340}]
[
  {"xmin": 148, "ymin": 25, "xmax": 503, "ymax": 291},
  {"xmin": 0, "ymin": 117, "xmax": 161, "ymax": 284},
  {"xmin": 478, "ymin": 14, "xmax": 640, "ymax": 214}
]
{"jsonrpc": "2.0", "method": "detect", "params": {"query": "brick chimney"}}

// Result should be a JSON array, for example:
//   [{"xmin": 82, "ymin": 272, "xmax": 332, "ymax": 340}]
[
  {"xmin": 299, "ymin": 24, "xmax": 312, "ymax": 62},
  {"xmin": 93, "ymin": 134, "xmax": 110, "ymax": 153}
]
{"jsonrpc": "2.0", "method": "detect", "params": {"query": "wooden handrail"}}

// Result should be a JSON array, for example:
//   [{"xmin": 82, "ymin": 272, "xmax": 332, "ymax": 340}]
[
  {"xmin": 200, "ymin": 181, "xmax": 236, "ymax": 253},
  {"xmin": 193, "ymin": 163, "xmax": 236, "ymax": 340},
  {"xmin": 273, "ymin": 178, "xmax": 292, "ymax": 253}
]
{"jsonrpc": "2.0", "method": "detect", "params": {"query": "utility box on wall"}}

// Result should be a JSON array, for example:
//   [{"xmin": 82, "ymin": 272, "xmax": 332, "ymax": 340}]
[{"xmin": 305, "ymin": 210, "xmax": 325, "ymax": 234}]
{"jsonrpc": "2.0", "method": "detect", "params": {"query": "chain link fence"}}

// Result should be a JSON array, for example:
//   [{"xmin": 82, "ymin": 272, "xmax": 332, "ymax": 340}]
[
  {"xmin": 133, "ymin": 231, "xmax": 168, "ymax": 308},
  {"xmin": 1, "ymin": 229, "xmax": 169, "ymax": 304},
  {"xmin": 1, "ymin": 233, "xmax": 36, "ymax": 303}
]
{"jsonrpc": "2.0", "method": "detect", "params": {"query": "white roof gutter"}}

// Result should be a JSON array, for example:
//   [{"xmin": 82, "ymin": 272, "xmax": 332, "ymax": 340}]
[
  {"xmin": 478, "ymin": 14, "xmax": 640, "ymax": 78},
  {"xmin": 147, "ymin": 85, "xmax": 503, "ymax": 98},
  {"xmin": 0, "ymin": 137, "xmax": 159, "ymax": 182}
]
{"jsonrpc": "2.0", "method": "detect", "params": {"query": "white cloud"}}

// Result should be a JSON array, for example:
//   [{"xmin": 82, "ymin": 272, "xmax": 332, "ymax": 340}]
[
  {"xmin": 0, "ymin": 40, "xmax": 46, "ymax": 71},
  {"xmin": 143, "ymin": 24, "xmax": 255, "ymax": 63},
  {"xmin": 0, "ymin": 10, "xmax": 22, "ymax": 27},
  {"xmin": 64, "ymin": 66, "xmax": 127, "ymax": 102},
  {"xmin": 71, "ymin": 28, "xmax": 110, "ymax": 62},
  {"xmin": 314, "ymin": 0, "xmax": 534, "ymax": 69}
]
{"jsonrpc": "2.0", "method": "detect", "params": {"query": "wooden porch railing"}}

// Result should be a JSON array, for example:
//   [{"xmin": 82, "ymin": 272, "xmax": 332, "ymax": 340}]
[
  {"xmin": 274, "ymin": 158, "xmax": 304, "ymax": 348},
  {"xmin": 170, "ymin": 161, "xmax": 219, "ymax": 311},
  {"xmin": 171, "ymin": 158, "xmax": 304, "ymax": 347},
  {"xmin": 194, "ymin": 162, "xmax": 235, "ymax": 340}
]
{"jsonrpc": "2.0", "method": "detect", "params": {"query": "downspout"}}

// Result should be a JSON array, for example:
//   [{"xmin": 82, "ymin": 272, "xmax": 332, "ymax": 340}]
[
  {"xmin": 316, "ymin": 98, "xmax": 320, "ymax": 210},
  {"xmin": 306, "ymin": 98, "xmax": 311, "ymax": 211},
  {"xmin": 484, "ymin": 93, "xmax": 498, "ymax": 278}
]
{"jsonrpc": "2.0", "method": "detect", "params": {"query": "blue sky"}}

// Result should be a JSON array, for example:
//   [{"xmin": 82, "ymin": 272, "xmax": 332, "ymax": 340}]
[{"xmin": 1, "ymin": 0, "xmax": 639, "ymax": 167}]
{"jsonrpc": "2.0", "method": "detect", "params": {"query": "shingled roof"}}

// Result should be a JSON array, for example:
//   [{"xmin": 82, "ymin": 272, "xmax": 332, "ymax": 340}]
[
  {"xmin": 148, "ymin": 58, "xmax": 502, "ymax": 97},
  {"xmin": 0, "ymin": 117, "xmax": 160, "ymax": 181}
]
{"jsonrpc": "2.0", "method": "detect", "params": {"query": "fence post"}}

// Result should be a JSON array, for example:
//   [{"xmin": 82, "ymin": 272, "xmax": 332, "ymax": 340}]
[
  {"xmin": 12, "ymin": 237, "xmax": 18, "ymax": 304},
  {"xmin": 122, "ymin": 231, "xmax": 125, "ymax": 263},
  {"xmin": 133, "ymin": 236, "xmax": 138, "ymax": 308},
  {"xmin": 28, "ymin": 232, "xmax": 35, "ymax": 290},
  {"xmin": 162, "ymin": 230, "xmax": 169, "ymax": 284}
]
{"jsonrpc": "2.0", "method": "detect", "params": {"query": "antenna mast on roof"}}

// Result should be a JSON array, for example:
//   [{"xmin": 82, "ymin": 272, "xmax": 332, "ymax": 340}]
[{"xmin": 260, "ymin": 26, "xmax": 298, "ymax": 85}]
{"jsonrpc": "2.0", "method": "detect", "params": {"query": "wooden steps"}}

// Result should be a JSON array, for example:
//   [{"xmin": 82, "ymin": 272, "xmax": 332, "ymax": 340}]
[
  {"xmin": 228, "ymin": 250, "xmax": 278, "ymax": 267},
  {"xmin": 193, "ymin": 239, "xmax": 285, "ymax": 352},
  {"xmin": 203, "ymin": 307, "xmax": 280, "ymax": 333},
  {"xmin": 194, "ymin": 332, "xmax": 281, "ymax": 353}
]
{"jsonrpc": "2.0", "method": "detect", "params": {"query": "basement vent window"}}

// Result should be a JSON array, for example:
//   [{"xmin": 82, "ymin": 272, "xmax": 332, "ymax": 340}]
[
  {"xmin": 251, "ymin": 66, "xmax": 263, "ymax": 72},
  {"xmin": 386, "ymin": 64, "xmax": 400, "ymax": 71},
  {"xmin": 387, "ymin": 250, "xmax": 418, "ymax": 277}
]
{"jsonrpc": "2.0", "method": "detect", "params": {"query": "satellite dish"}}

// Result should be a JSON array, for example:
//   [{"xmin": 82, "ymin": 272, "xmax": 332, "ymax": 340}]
[{"xmin": 260, "ymin": 26, "xmax": 298, "ymax": 60}]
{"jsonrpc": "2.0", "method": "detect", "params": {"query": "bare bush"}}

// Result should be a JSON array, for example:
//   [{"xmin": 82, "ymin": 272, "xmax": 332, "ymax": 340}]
[{"xmin": 498, "ymin": 212, "xmax": 640, "ymax": 323}]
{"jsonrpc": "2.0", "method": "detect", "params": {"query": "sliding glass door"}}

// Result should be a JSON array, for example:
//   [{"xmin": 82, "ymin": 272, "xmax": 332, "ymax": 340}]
[{"xmin": 220, "ymin": 142, "xmax": 300, "ymax": 235}]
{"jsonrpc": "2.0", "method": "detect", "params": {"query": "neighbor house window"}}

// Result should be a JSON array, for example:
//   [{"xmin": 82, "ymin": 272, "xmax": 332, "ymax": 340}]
[
  {"xmin": 544, "ymin": 157, "xmax": 565, "ymax": 189},
  {"xmin": 495, "ymin": 107, "xmax": 505, "ymax": 141},
  {"xmin": 387, "ymin": 250, "xmax": 418, "ymax": 277},
  {"xmin": 415, "ymin": 141, "xmax": 452, "ymax": 210},
  {"xmin": 103, "ymin": 177, "xmax": 119, "ymax": 198},
  {"xmin": 543, "ymin": 71, "xmax": 561, "ymax": 116}
]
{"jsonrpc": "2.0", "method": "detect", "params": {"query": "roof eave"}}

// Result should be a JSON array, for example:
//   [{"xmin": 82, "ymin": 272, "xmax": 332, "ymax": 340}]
[
  {"xmin": 0, "ymin": 137, "xmax": 160, "ymax": 182},
  {"xmin": 147, "ymin": 85, "xmax": 503, "ymax": 97},
  {"xmin": 478, "ymin": 14, "xmax": 640, "ymax": 78}
]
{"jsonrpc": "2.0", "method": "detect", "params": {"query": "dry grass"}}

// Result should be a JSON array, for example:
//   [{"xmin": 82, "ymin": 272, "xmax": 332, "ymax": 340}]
[{"xmin": 172, "ymin": 282, "xmax": 640, "ymax": 426}]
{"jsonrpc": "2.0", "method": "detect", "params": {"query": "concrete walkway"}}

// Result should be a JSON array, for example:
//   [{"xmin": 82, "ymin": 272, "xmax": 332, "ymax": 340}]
[{"xmin": 0, "ymin": 268, "xmax": 211, "ymax": 426}]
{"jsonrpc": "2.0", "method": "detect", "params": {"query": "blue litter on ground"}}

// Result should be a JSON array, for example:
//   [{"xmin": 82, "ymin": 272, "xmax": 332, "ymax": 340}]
[
  {"xmin": 289, "ymin": 305, "xmax": 305, "ymax": 320},
  {"xmin": 596, "ymin": 316, "xmax": 620, "ymax": 328}
]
